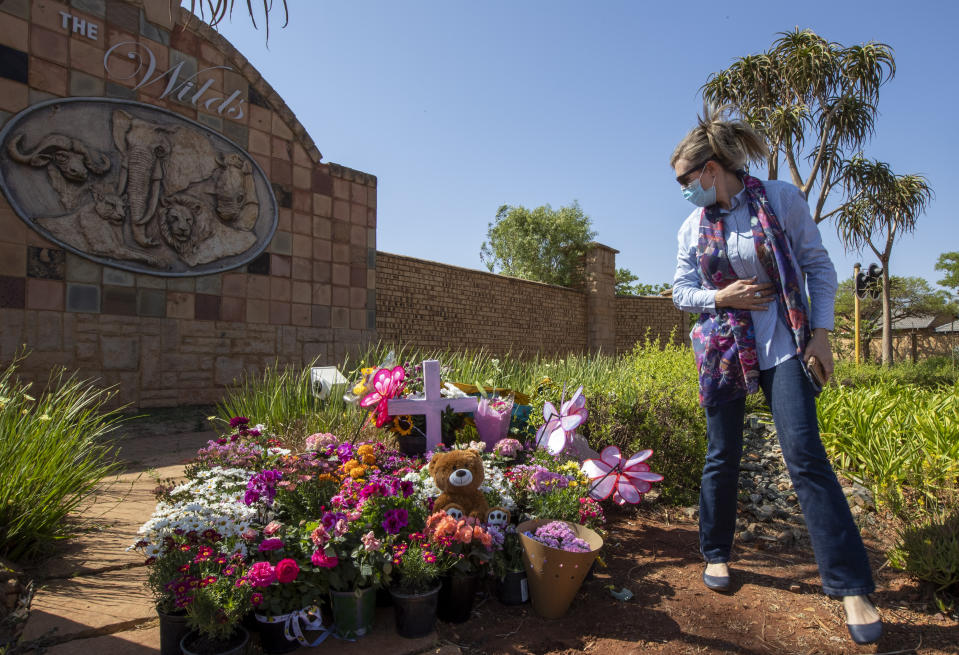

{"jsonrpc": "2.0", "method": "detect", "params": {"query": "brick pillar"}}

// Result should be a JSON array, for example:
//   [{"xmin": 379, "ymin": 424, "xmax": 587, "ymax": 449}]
[{"xmin": 584, "ymin": 242, "xmax": 618, "ymax": 355}]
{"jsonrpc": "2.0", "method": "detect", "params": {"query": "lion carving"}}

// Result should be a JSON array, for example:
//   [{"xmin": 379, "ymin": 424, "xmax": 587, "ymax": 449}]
[{"xmin": 158, "ymin": 193, "xmax": 256, "ymax": 266}]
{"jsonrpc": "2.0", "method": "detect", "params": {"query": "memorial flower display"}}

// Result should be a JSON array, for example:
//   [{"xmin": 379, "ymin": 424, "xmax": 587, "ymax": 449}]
[{"xmin": 133, "ymin": 363, "xmax": 663, "ymax": 642}]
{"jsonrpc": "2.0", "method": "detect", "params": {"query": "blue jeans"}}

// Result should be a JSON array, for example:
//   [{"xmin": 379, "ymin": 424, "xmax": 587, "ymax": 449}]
[{"xmin": 699, "ymin": 356, "xmax": 875, "ymax": 596}]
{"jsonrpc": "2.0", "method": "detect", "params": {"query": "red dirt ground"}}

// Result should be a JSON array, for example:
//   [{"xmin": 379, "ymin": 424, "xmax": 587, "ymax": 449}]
[{"xmin": 438, "ymin": 505, "xmax": 958, "ymax": 655}]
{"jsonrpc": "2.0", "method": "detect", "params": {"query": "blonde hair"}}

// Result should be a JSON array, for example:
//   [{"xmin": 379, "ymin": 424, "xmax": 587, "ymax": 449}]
[{"xmin": 670, "ymin": 104, "xmax": 768, "ymax": 173}]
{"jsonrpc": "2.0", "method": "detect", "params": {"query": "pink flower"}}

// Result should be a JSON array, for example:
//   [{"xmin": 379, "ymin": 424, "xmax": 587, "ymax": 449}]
[
  {"xmin": 240, "ymin": 528, "xmax": 257, "ymax": 541},
  {"xmin": 258, "ymin": 538, "xmax": 284, "ymax": 552},
  {"xmin": 247, "ymin": 562, "xmax": 277, "ymax": 588},
  {"xmin": 275, "ymin": 558, "xmax": 300, "ymax": 583},
  {"xmin": 263, "ymin": 521, "xmax": 283, "ymax": 536},
  {"xmin": 333, "ymin": 519, "xmax": 348, "ymax": 537},
  {"xmin": 361, "ymin": 531, "xmax": 381, "ymax": 551},
  {"xmin": 305, "ymin": 432, "xmax": 338, "ymax": 451},
  {"xmin": 251, "ymin": 592, "xmax": 264, "ymax": 606},
  {"xmin": 310, "ymin": 525, "xmax": 329, "ymax": 547},
  {"xmin": 311, "ymin": 550, "xmax": 339, "ymax": 568},
  {"xmin": 582, "ymin": 446, "xmax": 664, "ymax": 505}
]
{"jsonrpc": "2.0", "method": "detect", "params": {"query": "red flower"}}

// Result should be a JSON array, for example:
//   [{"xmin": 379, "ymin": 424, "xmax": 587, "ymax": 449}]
[{"xmin": 275, "ymin": 558, "xmax": 300, "ymax": 584}]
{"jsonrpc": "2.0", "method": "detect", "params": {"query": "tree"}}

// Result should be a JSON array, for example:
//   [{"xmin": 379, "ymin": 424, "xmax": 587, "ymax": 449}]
[
  {"xmin": 935, "ymin": 252, "xmax": 959, "ymax": 295},
  {"xmin": 480, "ymin": 202, "xmax": 596, "ymax": 288},
  {"xmin": 702, "ymin": 29, "xmax": 895, "ymax": 224},
  {"xmin": 615, "ymin": 268, "xmax": 671, "ymax": 296},
  {"xmin": 834, "ymin": 156, "xmax": 933, "ymax": 365},
  {"xmin": 834, "ymin": 275, "xmax": 958, "ymax": 359},
  {"xmin": 186, "ymin": 1, "xmax": 288, "ymax": 39}
]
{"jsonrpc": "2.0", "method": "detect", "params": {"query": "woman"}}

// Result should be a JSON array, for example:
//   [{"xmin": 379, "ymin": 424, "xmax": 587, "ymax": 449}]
[{"xmin": 670, "ymin": 105, "xmax": 881, "ymax": 645}]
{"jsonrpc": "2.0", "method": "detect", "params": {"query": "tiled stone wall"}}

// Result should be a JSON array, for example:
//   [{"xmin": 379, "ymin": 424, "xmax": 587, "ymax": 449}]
[
  {"xmin": 375, "ymin": 252, "xmax": 589, "ymax": 357},
  {"xmin": 0, "ymin": 0, "xmax": 376, "ymax": 406},
  {"xmin": 615, "ymin": 295, "xmax": 687, "ymax": 354}
]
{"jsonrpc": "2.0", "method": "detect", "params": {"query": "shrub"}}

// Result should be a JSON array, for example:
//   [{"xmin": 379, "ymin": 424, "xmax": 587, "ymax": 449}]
[
  {"xmin": 888, "ymin": 507, "xmax": 959, "ymax": 594},
  {"xmin": 0, "ymin": 353, "xmax": 123, "ymax": 561}
]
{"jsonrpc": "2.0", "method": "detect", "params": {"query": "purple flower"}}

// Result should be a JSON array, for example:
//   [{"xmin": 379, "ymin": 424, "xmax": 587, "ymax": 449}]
[
  {"xmin": 258, "ymin": 538, "xmax": 284, "ymax": 552},
  {"xmin": 244, "ymin": 469, "xmax": 283, "ymax": 506},
  {"xmin": 336, "ymin": 443, "xmax": 354, "ymax": 461},
  {"xmin": 229, "ymin": 416, "xmax": 250, "ymax": 428},
  {"xmin": 321, "ymin": 511, "xmax": 347, "ymax": 530},
  {"xmin": 528, "ymin": 521, "xmax": 591, "ymax": 553},
  {"xmin": 399, "ymin": 480, "xmax": 415, "ymax": 498},
  {"xmin": 381, "ymin": 508, "xmax": 408, "ymax": 535}
]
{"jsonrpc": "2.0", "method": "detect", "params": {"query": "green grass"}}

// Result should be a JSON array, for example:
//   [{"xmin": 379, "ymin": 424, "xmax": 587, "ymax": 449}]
[{"xmin": 0, "ymin": 353, "xmax": 124, "ymax": 561}]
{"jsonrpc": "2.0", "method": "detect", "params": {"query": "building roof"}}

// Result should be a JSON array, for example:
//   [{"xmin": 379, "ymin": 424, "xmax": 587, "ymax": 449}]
[
  {"xmin": 934, "ymin": 320, "xmax": 959, "ymax": 334},
  {"xmin": 890, "ymin": 313, "xmax": 956, "ymax": 331}
]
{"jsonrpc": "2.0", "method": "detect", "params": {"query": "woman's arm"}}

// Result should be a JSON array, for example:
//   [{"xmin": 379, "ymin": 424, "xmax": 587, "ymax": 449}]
[
  {"xmin": 672, "ymin": 217, "xmax": 717, "ymax": 314},
  {"xmin": 780, "ymin": 185, "xmax": 838, "ymax": 331}
]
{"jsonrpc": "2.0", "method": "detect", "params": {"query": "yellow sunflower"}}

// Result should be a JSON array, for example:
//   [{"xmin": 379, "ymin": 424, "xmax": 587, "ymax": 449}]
[{"xmin": 392, "ymin": 415, "xmax": 414, "ymax": 436}]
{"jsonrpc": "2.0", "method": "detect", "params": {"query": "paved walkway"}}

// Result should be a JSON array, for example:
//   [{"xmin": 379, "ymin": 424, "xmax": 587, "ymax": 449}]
[{"xmin": 19, "ymin": 427, "xmax": 445, "ymax": 654}]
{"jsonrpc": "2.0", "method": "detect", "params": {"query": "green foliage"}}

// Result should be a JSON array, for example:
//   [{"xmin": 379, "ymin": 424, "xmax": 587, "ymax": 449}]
[
  {"xmin": 935, "ymin": 251, "xmax": 959, "ymax": 294},
  {"xmin": 832, "ymin": 357, "xmax": 959, "ymax": 388},
  {"xmin": 0, "ymin": 352, "xmax": 123, "ymax": 561},
  {"xmin": 817, "ymin": 381, "xmax": 959, "ymax": 516},
  {"xmin": 216, "ymin": 358, "xmax": 366, "ymax": 446},
  {"xmin": 479, "ymin": 202, "xmax": 596, "ymax": 288},
  {"xmin": 888, "ymin": 507, "xmax": 959, "ymax": 593},
  {"xmin": 702, "ymin": 28, "xmax": 895, "ymax": 223},
  {"xmin": 833, "ymin": 275, "xmax": 958, "ymax": 346},
  {"xmin": 615, "ymin": 267, "xmax": 671, "ymax": 296}
]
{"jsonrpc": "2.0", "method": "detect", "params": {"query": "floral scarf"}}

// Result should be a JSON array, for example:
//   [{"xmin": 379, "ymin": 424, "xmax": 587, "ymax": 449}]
[{"xmin": 691, "ymin": 174, "xmax": 813, "ymax": 407}]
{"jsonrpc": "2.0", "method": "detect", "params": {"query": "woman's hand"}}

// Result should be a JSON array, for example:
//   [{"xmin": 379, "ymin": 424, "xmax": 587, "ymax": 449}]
[
  {"xmin": 714, "ymin": 277, "xmax": 776, "ymax": 310},
  {"xmin": 803, "ymin": 328, "xmax": 834, "ymax": 383}
]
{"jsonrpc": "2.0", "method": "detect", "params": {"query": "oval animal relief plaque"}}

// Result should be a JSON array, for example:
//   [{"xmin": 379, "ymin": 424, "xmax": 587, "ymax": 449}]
[{"xmin": 0, "ymin": 98, "xmax": 277, "ymax": 276}]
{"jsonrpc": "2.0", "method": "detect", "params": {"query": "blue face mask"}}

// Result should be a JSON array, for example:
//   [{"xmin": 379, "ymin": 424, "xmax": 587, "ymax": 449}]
[{"xmin": 682, "ymin": 164, "xmax": 717, "ymax": 207}]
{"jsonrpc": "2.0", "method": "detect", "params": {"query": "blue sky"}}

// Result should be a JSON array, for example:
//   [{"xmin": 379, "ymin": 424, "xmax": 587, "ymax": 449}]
[{"xmin": 213, "ymin": 0, "xmax": 956, "ymax": 292}]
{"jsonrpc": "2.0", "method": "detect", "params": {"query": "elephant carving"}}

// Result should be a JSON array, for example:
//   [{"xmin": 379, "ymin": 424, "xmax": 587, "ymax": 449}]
[
  {"xmin": 7, "ymin": 133, "xmax": 111, "ymax": 210},
  {"xmin": 112, "ymin": 110, "xmax": 217, "ymax": 248},
  {"xmin": 213, "ymin": 153, "xmax": 258, "ymax": 231}
]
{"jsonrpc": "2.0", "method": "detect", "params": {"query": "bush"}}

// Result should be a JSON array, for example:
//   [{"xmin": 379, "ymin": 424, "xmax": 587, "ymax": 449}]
[
  {"xmin": 833, "ymin": 356, "xmax": 959, "ymax": 389},
  {"xmin": 0, "ymin": 353, "xmax": 123, "ymax": 561},
  {"xmin": 888, "ymin": 507, "xmax": 959, "ymax": 594}
]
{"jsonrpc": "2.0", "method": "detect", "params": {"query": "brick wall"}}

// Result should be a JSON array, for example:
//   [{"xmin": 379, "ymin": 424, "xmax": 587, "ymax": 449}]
[
  {"xmin": 376, "ymin": 251, "xmax": 686, "ymax": 358},
  {"xmin": 0, "ymin": 0, "xmax": 376, "ymax": 406},
  {"xmin": 376, "ymin": 252, "xmax": 589, "ymax": 357},
  {"xmin": 615, "ymin": 295, "xmax": 687, "ymax": 355}
]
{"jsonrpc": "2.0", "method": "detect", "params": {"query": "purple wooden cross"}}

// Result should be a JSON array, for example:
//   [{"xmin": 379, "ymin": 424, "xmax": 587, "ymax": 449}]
[{"xmin": 387, "ymin": 359, "xmax": 477, "ymax": 451}]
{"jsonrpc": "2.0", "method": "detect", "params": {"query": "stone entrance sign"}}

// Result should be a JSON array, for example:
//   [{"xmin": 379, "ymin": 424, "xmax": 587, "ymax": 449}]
[{"xmin": 0, "ymin": 98, "xmax": 277, "ymax": 276}]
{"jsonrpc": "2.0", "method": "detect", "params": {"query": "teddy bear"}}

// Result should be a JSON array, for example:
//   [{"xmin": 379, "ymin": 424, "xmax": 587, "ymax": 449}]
[{"xmin": 428, "ymin": 449, "xmax": 499, "ymax": 521}]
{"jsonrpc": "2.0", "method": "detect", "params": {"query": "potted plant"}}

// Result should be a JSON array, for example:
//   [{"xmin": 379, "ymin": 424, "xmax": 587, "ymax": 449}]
[
  {"xmin": 171, "ymin": 545, "xmax": 252, "ymax": 655},
  {"xmin": 423, "ymin": 511, "xmax": 496, "ymax": 623},
  {"xmin": 247, "ymin": 524, "xmax": 329, "ymax": 653},
  {"xmin": 132, "ymin": 468, "xmax": 257, "ymax": 655},
  {"xmin": 388, "ymin": 533, "xmax": 445, "ymax": 638},
  {"xmin": 517, "ymin": 519, "xmax": 602, "ymax": 619},
  {"xmin": 489, "ymin": 525, "xmax": 527, "ymax": 605}
]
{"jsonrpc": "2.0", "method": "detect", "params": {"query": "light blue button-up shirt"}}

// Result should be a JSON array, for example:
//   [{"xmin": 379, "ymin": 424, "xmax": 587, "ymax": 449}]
[{"xmin": 672, "ymin": 179, "xmax": 838, "ymax": 371}]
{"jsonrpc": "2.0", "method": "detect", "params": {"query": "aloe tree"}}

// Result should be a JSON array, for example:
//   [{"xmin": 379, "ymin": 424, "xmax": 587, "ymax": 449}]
[
  {"xmin": 186, "ymin": 0, "xmax": 289, "ymax": 39},
  {"xmin": 702, "ymin": 29, "xmax": 895, "ymax": 224},
  {"xmin": 835, "ymin": 155, "xmax": 933, "ymax": 365}
]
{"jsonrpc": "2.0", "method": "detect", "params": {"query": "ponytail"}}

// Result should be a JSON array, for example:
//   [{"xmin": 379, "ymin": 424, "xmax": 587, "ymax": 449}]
[{"xmin": 670, "ymin": 103, "xmax": 768, "ymax": 173}]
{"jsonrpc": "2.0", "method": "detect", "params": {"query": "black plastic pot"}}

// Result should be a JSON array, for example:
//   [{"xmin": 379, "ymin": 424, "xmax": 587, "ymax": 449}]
[
  {"xmin": 390, "ymin": 583, "xmax": 441, "ymax": 638},
  {"xmin": 255, "ymin": 617, "xmax": 301, "ymax": 654},
  {"xmin": 180, "ymin": 626, "xmax": 249, "ymax": 655},
  {"xmin": 495, "ymin": 570, "xmax": 529, "ymax": 605},
  {"xmin": 397, "ymin": 434, "xmax": 426, "ymax": 457},
  {"xmin": 157, "ymin": 608, "xmax": 190, "ymax": 655},
  {"xmin": 437, "ymin": 573, "xmax": 479, "ymax": 623}
]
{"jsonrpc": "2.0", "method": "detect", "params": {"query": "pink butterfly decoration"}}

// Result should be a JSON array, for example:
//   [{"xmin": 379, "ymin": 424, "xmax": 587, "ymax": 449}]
[
  {"xmin": 582, "ymin": 446, "xmax": 664, "ymax": 505},
  {"xmin": 359, "ymin": 366, "xmax": 406, "ymax": 427},
  {"xmin": 535, "ymin": 385, "xmax": 588, "ymax": 455}
]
